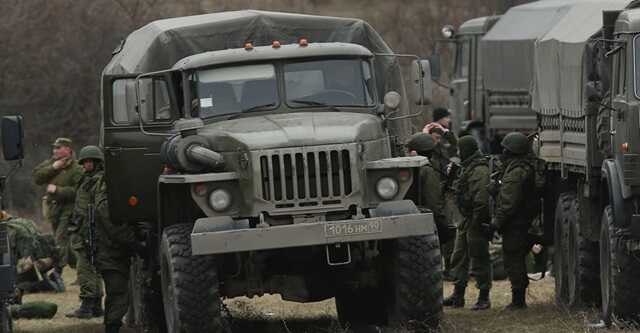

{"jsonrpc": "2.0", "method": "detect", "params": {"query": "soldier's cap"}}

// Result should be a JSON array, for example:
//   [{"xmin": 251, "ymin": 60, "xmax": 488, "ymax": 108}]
[{"xmin": 52, "ymin": 137, "xmax": 72, "ymax": 148}]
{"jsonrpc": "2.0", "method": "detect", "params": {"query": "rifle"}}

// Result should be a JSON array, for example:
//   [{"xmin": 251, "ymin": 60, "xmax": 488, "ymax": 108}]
[{"xmin": 87, "ymin": 195, "xmax": 97, "ymax": 266}]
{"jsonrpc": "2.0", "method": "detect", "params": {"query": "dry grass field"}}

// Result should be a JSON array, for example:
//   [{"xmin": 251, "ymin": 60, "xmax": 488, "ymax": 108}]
[{"xmin": 13, "ymin": 270, "xmax": 636, "ymax": 333}]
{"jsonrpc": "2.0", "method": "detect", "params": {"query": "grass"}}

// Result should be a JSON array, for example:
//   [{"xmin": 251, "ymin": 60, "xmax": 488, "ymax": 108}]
[{"xmin": 13, "ymin": 270, "xmax": 635, "ymax": 333}]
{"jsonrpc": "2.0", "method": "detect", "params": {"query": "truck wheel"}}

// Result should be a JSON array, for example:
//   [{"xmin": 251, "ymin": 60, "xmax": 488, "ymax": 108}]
[
  {"xmin": 131, "ymin": 257, "xmax": 166, "ymax": 333},
  {"xmin": 160, "ymin": 224, "xmax": 228, "ymax": 333},
  {"xmin": 600, "ymin": 206, "xmax": 640, "ymax": 326},
  {"xmin": 554, "ymin": 193, "xmax": 571, "ymax": 305},
  {"xmin": 386, "ymin": 234, "xmax": 443, "ymax": 331},
  {"xmin": 567, "ymin": 197, "xmax": 600, "ymax": 307}
]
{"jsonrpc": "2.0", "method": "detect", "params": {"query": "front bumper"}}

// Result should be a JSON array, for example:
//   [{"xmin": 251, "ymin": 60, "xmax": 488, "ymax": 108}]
[{"xmin": 191, "ymin": 213, "xmax": 434, "ymax": 255}]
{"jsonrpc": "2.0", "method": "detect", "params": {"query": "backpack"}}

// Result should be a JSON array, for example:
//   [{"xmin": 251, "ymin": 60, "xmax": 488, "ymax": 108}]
[{"xmin": 505, "ymin": 156, "xmax": 547, "ymax": 220}]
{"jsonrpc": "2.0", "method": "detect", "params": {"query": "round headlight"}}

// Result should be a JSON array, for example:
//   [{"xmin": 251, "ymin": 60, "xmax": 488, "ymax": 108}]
[
  {"xmin": 209, "ymin": 189, "xmax": 232, "ymax": 212},
  {"xmin": 441, "ymin": 25, "xmax": 455, "ymax": 39},
  {"xmin": 376, "ymin": 177, "xmax": 399, "ymax": 200}
]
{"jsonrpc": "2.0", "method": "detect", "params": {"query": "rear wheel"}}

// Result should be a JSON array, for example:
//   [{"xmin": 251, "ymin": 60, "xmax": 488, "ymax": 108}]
[
  {"xmin": 160, "ymin": 224, "xmax": 228, "ymax": 333},
  {"xmin": 554, "ymin": 193, "xmax": 571, "ymax": 305},
  {"xmin": 600, "ymin": 206, "xmax": 640, "ymax": 327},
  {"xmin": 566, "ymin": 197, "xmax": 600, "ymax": 307}
]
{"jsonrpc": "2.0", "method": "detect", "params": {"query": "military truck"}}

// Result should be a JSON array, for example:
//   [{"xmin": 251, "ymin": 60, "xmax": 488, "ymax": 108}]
[
  {"xmin": 101, "ymin": 11, "xmax": 442, "ymax": 332},
  {"xmin": 445, "ymin": 0, "xmax": 640, "ymax": 325},
  {"xmin": 0, "ymin": 115, "xmax": 25, "ymax": 333}
]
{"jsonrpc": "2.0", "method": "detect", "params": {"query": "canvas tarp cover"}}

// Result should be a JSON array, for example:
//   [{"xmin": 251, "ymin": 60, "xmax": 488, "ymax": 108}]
[
  {"xmin": 481, "ymin": 0, "xmax": 576, "ymax": 92},
  {"xmin": 532, "ymin": 0, "xmax": 629, "ymax": 116},
  {"xmin": 102, "ymin": 10, "xmax": 401, "ymax": 102}
]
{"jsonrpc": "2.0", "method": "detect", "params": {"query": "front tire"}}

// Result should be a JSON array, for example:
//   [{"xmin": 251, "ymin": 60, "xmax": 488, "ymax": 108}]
[
  {"xmin": 566, "ymin": 197, "xmax": 600, "ymax": 307},
  {"xmin": 600, "ymin": 206, "xmax": 640, "ymax": 326},
  {"xmin": 387, "ymin": 234, "xmax": 443, "ymax": 331},
  {"xmin": 160, "ymin": 224, "xmax": 228, "ymax": 333},
  {"xmin": 554, "ymin": 193, "xmax": 571, "ymax": 305}
]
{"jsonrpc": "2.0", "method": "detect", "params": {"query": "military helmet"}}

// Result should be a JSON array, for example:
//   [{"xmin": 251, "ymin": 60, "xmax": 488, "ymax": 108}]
[
  {"xmin": 501, "ymin": 132, "xmax": 529, "ymax": 155},
  {"xmin": 78, "ymin": 145, "xmax": 104, "ymax": 163},
  {"xmin": 407, "ymin": 133, "xmax": 436, "ymax": 153},
  {"xmin": 458, "ymin": 135, "xmax": 479, "ymax": 160}
]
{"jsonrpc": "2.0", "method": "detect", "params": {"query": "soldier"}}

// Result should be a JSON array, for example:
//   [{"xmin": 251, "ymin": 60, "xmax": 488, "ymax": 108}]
[
  {"xmin": 406, "ymin": 133, "xmax": 455, "ymax": 246},
  {"xmin": 443, "ymin": 136, "xmax": 492, "ymax": 310},
  {"xmin": 66, "ymin": 146, "xmax": 105, "ymax": 319},
  {"xmin": 490, "ymin": 132, "xmax": 538, "ymax": 309},
  {"xmin": 0, "ymin": 210, "xmax": 64, "ymax": 294},
  {"xmin": 32, "ymin": 137, "xmax": 83, "ymax": 274},
  {"xmin": 424, "ymin": 107, "xmax": 459, "ymax": 159},
  {"xmin": 87, "ymin": 146, "xmax": 141, "ymax": 333}
]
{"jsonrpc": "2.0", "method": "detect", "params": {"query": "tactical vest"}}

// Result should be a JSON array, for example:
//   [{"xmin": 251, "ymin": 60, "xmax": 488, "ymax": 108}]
[{"xmin": 455, "ymin": 155, "xmax": 489, "ymax": 217}]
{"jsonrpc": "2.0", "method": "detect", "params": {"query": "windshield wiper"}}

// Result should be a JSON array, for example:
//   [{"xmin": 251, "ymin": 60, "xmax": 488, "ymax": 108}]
[
  {"xmin": 226, "ymin": 103, "xmax": 276, "ymax": 120},
  {"xmin": 289, "ymin": 99, "xmax": 341, "ymax": 111}
]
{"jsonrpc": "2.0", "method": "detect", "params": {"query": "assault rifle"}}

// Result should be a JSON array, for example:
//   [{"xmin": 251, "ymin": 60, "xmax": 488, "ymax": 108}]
[{"xmin": 87, "ymin": 196, "xmax": 97, "ymax": 266}]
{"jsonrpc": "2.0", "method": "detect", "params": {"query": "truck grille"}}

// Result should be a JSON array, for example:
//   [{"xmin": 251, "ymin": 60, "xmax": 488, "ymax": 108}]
[
  {"xmin": 259, "ymin": 149, "xmax": 353, "ymax": 203},
  {"xmin": 623, "ymin": 154, "xmax": 640, "ymax": 186}
]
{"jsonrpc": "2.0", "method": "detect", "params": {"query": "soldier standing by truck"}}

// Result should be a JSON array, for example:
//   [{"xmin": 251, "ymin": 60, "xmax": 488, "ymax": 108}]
[
  {"xmin": 490, "ymin": 132, "xmax": 537, "ymax": 310},
  {"xmin": 32, "ymin": 138, "xmax": 82, "ymax": 275},
  {"xmin": 406, "ymin": 133, "xmax": 455, "ymax": 246},
  {"xmin": 444, "ymin": 136, "xmax": 492, "ymax": 310},
  {"xmin": 88, "ymin": 146, "xmax": 139, "ymax": 333},
  {"xmin": 65, "ymin": 146, "xmax": 105, "ymax": 319}
]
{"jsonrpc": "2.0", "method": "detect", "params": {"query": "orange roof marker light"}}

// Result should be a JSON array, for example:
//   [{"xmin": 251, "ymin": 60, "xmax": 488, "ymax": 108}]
[
  {"xmin": 298, "ymin": 37, "xmax": 309, "ymax": 47},
  {"xmin": 244, "ymin": 42, "xmax": 254, "ymax": 51},
  {"xmin": 128, "ymin": 196, "xmax": 139, "ymax": 207},
  {"xmin": 272, "ymin": 40, "xmax": 282, "ymax": 49},
  {"xmin": 622, "ymin": 142, "xmax": 630, "ymax": 153}
]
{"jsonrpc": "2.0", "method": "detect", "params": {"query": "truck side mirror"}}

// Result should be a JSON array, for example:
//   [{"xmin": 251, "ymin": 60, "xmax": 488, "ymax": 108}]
[
  {"xmin": 412, "ymin": 59, "xmax": 433, "ymax": 105},
  {"xmin": 429, "ymin": 55, "xmax": 442, "ymax": 81},
  {"xmin": 1, "ymin": 115, "xmax": 24, "ymax": 161}
]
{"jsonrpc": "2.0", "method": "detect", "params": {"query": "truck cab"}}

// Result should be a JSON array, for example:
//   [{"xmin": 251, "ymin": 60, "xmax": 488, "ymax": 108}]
[{"xmin": 101, "ymin": 11, "xmax": 443, "ymax": 332}]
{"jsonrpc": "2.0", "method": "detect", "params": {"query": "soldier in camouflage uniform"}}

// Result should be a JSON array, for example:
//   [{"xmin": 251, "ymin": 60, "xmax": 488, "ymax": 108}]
[
  {"xmin": 443, "ymin": 136, "xmax": 492, "ymax": 310},
  {"xmin": 66, "ymin": 146, "xmax": 105, "ymax": 319},
  {"xmin": 406, "ymin": 133, "xmax": 455, "ymax": 246},
  {"xmin": 0, "ymin": 211, "xmax": 64, "ymax": 293},
  {"xmin": 490, "ymin": 132, "xmax": 538, "ymax": 310},
  {"xmin": 32, "ymin": 137, "xmax": 83, "ymax": 273},
  {"xmin": 84, "ymin": 146, "xmax": 140, "ymax": 333}
]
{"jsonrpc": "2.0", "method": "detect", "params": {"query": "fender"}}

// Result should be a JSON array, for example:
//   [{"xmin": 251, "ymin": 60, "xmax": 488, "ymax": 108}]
[{"xmin": 602, "ymin": 159, "xmax": 630, "ymax": 228}]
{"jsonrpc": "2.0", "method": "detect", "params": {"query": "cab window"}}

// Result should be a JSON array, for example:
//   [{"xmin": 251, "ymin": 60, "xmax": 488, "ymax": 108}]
[{"xmin": 112, "ymin": 78, "xmax": 172, "ymax": 124}]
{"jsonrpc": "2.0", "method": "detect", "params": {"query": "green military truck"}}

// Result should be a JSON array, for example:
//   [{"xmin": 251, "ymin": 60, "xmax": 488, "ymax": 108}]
[
  {"xmin": 444, "ymin": 0, "xmax": 640, "ymax": 325},
  {"xmin": 0, "ymin": 115, "xmax": 25, "ymax": 333},
  {"xmin": 101, "ymin": 11, "xmax": 442, "ymax": 332}
]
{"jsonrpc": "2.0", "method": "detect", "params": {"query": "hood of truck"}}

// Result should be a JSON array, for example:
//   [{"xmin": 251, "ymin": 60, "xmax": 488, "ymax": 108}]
[{"xmin": 199, "ymin": 112, "xmax": 385, "ymax": 151}]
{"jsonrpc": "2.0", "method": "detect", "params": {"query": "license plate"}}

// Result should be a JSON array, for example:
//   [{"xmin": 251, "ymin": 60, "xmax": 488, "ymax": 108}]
[{"xmin": 324, "ymin": 220, "xmax": 382, "ymax": 238}]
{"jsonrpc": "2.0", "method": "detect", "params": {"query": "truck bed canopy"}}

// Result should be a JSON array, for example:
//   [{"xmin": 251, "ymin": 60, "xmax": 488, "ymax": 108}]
[
  {"xmin": 481, "ymin": 0, "xmax": 577, "ymax": 93},
  {"xmin": 532, "ymin": 0, "xmax": 629, "ymax": 116},
  {"xmin": 102, "ymin": 10, "xmax": 400, "ymax": 104}
]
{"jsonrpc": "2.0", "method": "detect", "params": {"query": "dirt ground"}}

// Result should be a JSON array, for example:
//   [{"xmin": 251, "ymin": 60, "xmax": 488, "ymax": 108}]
[{"xmin": 13, "ymin": 270, "xmax": 633, "ymax": 333}]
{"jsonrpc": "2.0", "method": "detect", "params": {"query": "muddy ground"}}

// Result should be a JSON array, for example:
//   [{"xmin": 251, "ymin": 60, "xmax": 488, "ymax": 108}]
[{"xmin": 14, "ymin": 270, "xmax": 625, "ymax": 333}]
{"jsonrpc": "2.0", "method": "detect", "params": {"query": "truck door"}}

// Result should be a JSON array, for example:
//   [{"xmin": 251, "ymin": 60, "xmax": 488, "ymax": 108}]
[
  {"xmin": 611, "ymin": 37, "xmax": 630, "ymax": 169},
  {"xmin": 101, "ymin": 75, "xmax": 178, "ymax": 224},
  {"xmin": 450, "ymin": 35, "xmax": 472, "ymax": 131}
]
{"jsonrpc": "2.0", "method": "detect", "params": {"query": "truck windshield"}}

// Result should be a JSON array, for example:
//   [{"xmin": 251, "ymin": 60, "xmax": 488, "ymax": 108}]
[
  {"xmin": 284, "ymin": 59, "xmax": 374, "ymax": 107},
  {"xmin": 195, "ymin": 64, "xmax": 278, "ymax": 118}
]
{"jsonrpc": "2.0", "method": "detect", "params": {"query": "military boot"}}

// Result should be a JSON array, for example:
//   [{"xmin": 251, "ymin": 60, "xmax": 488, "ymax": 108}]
[
  {"xmin": 65, "ymin": 298, "xmax": 94, "ymax": 319},
  {"xmin": 442, "ymin": 286, "xmax": 465, "ymax": 308},
  {"xmin": 505, "ymin": 289, "xmax": 527, "ymax": 310},
  {"xmin": 105, "ymin": 323, "xmax": 122, "ymax": 333},
  {"xmin": 471, "ymin": 289, "xmax": 491, "ymax": 310},
  {"xmin": 92, "ymin": 298, "xmax": 104, "ymax": 317}
]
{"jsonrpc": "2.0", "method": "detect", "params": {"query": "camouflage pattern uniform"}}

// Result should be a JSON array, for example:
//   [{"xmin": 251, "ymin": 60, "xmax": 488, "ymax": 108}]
[
  {"xmin": 85, "ymin": 147, "xmax": 138, "ymax": 333},
  {"xmin": 406, "ymin": 133, "xmax": 454, "ymax": 243},
  {"xmin": 444, "ymin": 136, "xmax": 492, "ymax": 310},
  {"xmin": 492, "ymin": 132, "xmax": 537, "ymax": 309},
  {"xmin": 66, "ymin": 146, "xmax": 106, "ymax": 319},
  {"xmin": 32, "ymin": 138, "xmax": 83, "ymax": 270},
  {"xmin": 0, "ymin": 213, "xmax": 63, "ymax": 293}
]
